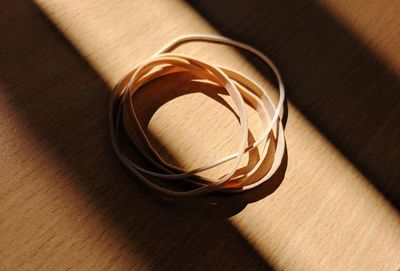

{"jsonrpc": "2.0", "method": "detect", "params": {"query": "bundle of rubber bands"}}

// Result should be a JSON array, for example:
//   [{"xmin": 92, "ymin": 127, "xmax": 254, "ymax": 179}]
[{"xmin": 109, "ymin": 34, "xmax": 286, "ymax": 197}]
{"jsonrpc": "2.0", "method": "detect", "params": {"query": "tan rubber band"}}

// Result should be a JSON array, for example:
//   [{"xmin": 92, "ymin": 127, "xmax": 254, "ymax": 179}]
[{"xmin": 109, "ymin": 34, "xmax": 286, "ymax": 197}]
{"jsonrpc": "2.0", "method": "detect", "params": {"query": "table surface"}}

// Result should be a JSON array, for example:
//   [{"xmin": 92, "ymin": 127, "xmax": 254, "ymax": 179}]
[{"xmin": 1, "ymin": 1, "xmax": 399, "ymax": 270}]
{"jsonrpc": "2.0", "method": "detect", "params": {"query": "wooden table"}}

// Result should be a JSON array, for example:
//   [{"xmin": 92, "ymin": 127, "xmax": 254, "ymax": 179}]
[{"xmin": 1, "ymin": 1, "xmax": 399, "ymax": 270}]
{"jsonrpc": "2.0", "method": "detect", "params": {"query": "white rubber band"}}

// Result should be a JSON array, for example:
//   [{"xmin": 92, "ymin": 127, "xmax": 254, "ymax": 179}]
[{"xmin": 109, "ymin": 34, "xmax": 286, "ymax": 197}]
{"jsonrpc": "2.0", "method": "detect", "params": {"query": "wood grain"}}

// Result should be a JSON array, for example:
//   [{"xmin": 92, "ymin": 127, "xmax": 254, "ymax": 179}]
[{"xmin": 1, "ymin": 0, "xmax": 399, "ymax": 270}]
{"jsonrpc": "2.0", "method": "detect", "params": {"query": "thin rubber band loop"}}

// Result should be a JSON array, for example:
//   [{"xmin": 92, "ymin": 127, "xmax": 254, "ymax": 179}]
[{"xmin": 109, "ymin": 34, "xmax": 286, "ymax": 197}]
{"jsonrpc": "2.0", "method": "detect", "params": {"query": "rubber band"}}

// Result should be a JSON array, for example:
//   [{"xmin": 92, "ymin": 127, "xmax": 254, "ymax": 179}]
[{"xmin": 109, "ymin": 34, "xmax": 286, "ymax": 197}]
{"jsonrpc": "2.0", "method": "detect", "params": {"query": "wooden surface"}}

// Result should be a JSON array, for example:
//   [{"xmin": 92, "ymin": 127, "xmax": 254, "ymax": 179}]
[{"xmin": 1, "ymin": 0, "xmax": 399, "ymax": 270}]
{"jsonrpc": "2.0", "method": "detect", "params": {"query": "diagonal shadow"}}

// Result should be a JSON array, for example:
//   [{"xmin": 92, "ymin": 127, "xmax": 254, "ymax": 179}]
[
  {"xmin": 188, "ymin": 0, "xmax": 400, "ymax": 209},
  {"xmin": 0, "ymin": 1, "xmax": 277, "ymax": 270}
]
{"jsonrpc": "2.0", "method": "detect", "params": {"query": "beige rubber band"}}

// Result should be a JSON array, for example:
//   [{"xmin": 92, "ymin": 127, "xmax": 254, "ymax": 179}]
[{"xmin": 109, "ymin": 34, "xmax": 286, "ymax": 197}]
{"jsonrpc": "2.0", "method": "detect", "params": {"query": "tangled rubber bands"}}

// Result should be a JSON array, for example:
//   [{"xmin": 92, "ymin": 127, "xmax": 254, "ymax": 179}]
[{"xmin": 109, "ymin": 34, "xmax": 286, "ymax": 197}]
